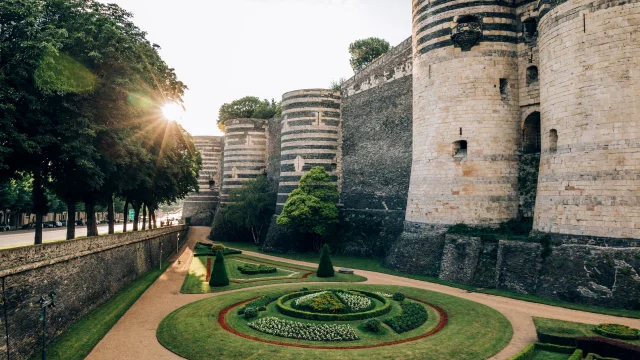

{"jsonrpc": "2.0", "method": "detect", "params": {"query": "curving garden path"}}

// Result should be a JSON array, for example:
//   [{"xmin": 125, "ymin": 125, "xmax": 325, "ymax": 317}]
[{"xmin": 87, "ymin": 227, "xmax": 640, "ymax": 360}]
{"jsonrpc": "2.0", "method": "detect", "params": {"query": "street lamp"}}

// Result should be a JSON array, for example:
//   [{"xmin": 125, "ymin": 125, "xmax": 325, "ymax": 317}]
[{"xmin": 38, "ymin": 291, "xmax": 56, "ymax": 360}]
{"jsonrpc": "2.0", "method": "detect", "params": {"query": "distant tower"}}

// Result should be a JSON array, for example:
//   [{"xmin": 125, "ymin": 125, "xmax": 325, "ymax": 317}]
[
  {"xmin": 182, "ymin": 136, "xmax": 223, "ymax": 225},
  {"xmin": 405, "ymin": 1, "xmax": 521, "ymax": 226},
  {"xmin": 533, "ymin": 0, "xmax": 640, "ymax": 239},
  {"xmin": 276, "ymin": 89, "xmax": 342, "ymax": 213},
  {"xmin": 219, "ymin": 118, "xmax": 268, "ymax": 204}
]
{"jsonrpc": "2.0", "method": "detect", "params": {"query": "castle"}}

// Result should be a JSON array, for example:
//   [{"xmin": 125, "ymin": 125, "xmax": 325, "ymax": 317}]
[{"xmin": 185, "ymin": 0, "xmax": 640, "ymax": 308}]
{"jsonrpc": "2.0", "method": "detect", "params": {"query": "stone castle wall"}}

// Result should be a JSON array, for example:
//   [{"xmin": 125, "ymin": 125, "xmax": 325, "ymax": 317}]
[
  {"xmin": 183, "ymin": 136, "xmax": 223, "ymax": 226},
  {"xmin": 0, "ymin": 226, "xmax": 188, "ymax": 360},
  {"xmin": 339, "ymin": 37, "xmax": 414, "ymax": 256},
  {"xmin": 534, "ymin": 0, "xmax": 640, "ymax": 239}
]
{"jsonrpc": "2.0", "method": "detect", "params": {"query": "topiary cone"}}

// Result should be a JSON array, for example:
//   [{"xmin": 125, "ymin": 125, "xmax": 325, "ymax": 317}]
[
  {"xmin": 209, "ymin": 250, "xmax": 230, "ymax": 287},
  {"xmin": 316, "ymin": 244, "xmax": 335, "ymax": 278}
]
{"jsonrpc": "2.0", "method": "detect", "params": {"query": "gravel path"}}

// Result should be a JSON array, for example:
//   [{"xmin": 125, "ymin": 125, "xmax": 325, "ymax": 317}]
[{"xmin": 87, "ymin": 227, "xmax": 640, "ymax": 360}]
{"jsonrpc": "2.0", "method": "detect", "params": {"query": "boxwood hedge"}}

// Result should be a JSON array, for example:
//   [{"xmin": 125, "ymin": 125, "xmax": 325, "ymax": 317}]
[{"xmin": 275, "ymin": 290, "xmax": 392, "ymax": 321}]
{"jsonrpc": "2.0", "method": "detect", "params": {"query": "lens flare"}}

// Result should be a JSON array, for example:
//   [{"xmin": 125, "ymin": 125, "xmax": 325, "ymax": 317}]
[{"xmin": 162, "ymin": 103, "xmax": 185, "ymax": 123}]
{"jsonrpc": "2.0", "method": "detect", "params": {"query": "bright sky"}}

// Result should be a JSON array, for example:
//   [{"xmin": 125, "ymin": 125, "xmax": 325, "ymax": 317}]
[{"xmin": 98, "ymin": 0, "xmax": 411, "ymax": 136}]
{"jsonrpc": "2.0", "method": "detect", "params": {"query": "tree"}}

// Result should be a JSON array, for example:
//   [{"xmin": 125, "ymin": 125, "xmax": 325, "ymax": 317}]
[
  {"xmin": 348, "ymin": 37, "xmax": 390, "ymax": 73},
  {"xmin": 217, "ymin": 96, "xmax": 280, "ymax": 131},
  {"xmin": 276, "ymin": 167, "xmax": 339, "ymax": 250},
  {"xmin": 209, "ymin": 250, "xmax": 230, "ymax": 287},
  {"xmin": 223, "ymin": 175, "xmax": 275, "ymax": 244},
  {"xmin": 316, "ymin": 244, "xmax": 335, "ymax": 278}
]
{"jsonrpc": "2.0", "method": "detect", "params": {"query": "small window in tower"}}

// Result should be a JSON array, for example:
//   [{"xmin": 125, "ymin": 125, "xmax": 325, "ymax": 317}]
[
  {"xmin": 499, "ymin": 79, "xmax": 509, "ymax": 100},
  {"xmin": 232, "ymin": 167, "xmax": 238, "ymax": 179},
  {"xmin": 549, "ymin": 129, "xmax": 558, "ymax": 154},
  {"xmin": 209, "ymin": 179, "xmax": 215, "ymax": 190},
  {"xmin": 526, "ymin": 66, "xmax": 538, "ymax": 86},
  {"xmin": 523, "ymin": 18, "xmax": 538, "ymax": 43},
  {"xmin": 453, "ymin": 140, "xmax": 468, "ymax": 158}
]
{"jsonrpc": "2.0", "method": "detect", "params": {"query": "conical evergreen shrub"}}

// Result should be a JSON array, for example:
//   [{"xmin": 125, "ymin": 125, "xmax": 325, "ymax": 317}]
[
  {"xmin": 209, "ymin": 250, "xmax": 230, "ymax": 287},
  {"xmin": 316, "ymin": 244, "xmax": 335, "ymax": 278}
]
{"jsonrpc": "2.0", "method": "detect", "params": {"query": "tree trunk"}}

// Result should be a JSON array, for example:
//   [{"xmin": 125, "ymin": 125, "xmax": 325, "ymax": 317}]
[
  {"xmin": 151, "ymin": 208, "xmax": 156, "ymax": 229},
  {"xmin": 107, "ymin": 195, "xmax": 115, "ymax": 235},
  {"xmin": 66, "ymin": 202, "xmax": 76, "ymax": 240},
  {"xmin": 85, "ymin": 198, "xmax": 98, "ymax": 237},
  {"xmin": 123, "ymin": 200, "xmax": 129, "ymax": 232},
  {"xmin": 33, "ymin": 172, "xmax": 46, "ymax": 245},
  {"xmin": 142, "ymin": 204, "xmax": 147, "ymax": 231},
  {"xmin": 133, "ymin": 202, "xmax": 140, "ymax": 231}
]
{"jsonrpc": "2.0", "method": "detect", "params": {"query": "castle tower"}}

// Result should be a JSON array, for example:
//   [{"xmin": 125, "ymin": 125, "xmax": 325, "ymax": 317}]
[
  {"xmin": 276, "ymin": 89, "xmax": 342, "ymax": 213},
  {"xmin": 533, "ymin": 0, "xmax": 640, "ymax": 239},
  {"xmin": 405, "ymin": 0, "xmax": 521, "ymax": 226},
  {"xmin": 220, "ymin": 118, "xmax": 268, "ymax": 204},
  {"xmin": 182, "ymin": 136, "xmax": 223, "ymax": 225}
]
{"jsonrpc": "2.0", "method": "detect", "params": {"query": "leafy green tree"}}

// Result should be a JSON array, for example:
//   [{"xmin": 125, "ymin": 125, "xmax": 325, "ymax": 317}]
[
  {"xmin": 209, "ymin": 250, "xmax": 230, "ymax": 287},
  {"xmin": 276, "ymin": 167, "xmax": 339, "ymax": 249},
  {"xmin": 316, "ymin": 244, "xmax": 335, "ymax": 278},
  {"xmin": 349, "ymin": 37, "xmax": 390, "ymax": 72},
  {"xmin": 223, "ymin": 175, "xmax": 275, "ymax": 244},
  {"xmin": 217, "ymin": 96, "xmax": 280, "ymax": 131}
]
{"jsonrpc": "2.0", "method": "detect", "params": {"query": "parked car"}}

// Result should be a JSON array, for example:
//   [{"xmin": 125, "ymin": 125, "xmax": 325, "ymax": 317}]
[
  {"xmin": 21, "ymin": 223, "xmax": 35, "ymax": 230},
  {"xmin": 76, "ymin": 219, "xmax": 84, "ymax": 226},
  {"xmin": 44, "ymin": 221, "xmax": 56, "ymax": 228},
  {"xmin": 61, "ymin": 220, "xmax": 67, "ymax": 227},
  {"xmin": 0, "ymin": 224, "xmax": 9, "ymax": 232}
]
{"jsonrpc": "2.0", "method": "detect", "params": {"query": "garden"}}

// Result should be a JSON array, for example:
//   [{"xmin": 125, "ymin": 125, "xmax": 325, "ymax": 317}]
[
  {"xmin": 157, "ymin": 284, "xmax": 513, "ymax": 359},
  {"xmin": 181, "ymin": 243, "xmax": 366, "ymax": 293}
]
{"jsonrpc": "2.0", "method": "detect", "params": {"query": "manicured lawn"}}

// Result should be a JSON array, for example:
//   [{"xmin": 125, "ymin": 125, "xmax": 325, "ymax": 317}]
[
  {"xmin": 43, "ymin": 262, "xmax": 171, "ymax": 360},
  {"xmin": 534, "ymin": 317, "xmax": 640, "ymax": 346},
  {"xmin": 157, "ymin": 284, "xmax": 513, "ymax": 360},
  {"xmin": 219, "ymin": 241, "xmax": 640, "ymax": 319},
  {"xmin": 180, "ymin": 253, "xmax": 367, "ymax": 294}
]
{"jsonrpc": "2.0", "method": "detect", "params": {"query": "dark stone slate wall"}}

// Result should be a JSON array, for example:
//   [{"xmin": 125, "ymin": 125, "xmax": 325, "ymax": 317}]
[
  {"xmin": 439, "ymin": 235, "xmax": 482, "ymax": 285},
  {"xmin": 472, "ymin": 242, "xmax": 499, "ymax": 288},
  {"xmin": 496, "ymin": 240, "xmax": 543, "ymax": 294},
  {"xmin": 266, "ymin": 116, "xmax": 283, "ymax": 194},
  {"xmin": 339, "ymin": 37, "xmax": 413, "ymax": 256},
  {"xmin": 384, "ymin": 223, "xmax": 447, "ymax": 276},
  {"xmin": 0, "ymin": 226, "xmax": 188, "ymax": 360}
]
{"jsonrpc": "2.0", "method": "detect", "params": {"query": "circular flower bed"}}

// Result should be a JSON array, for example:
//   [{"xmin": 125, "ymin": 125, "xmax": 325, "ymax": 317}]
[
  {"xmin": 594, "ymin": 323, "xmax": 640, "ymax": 340},
  {"xmin": 276, "ymin": 290, "xmax": 392, "ymax": 321}
]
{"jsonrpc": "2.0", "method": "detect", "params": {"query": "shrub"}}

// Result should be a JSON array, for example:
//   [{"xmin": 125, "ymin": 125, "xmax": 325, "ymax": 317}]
[
  {"xmin": 383, "ymin": 301, "xmax": 428, "ymax": 334},
  {"xmin": 209, "ymin": 251, "xmax": 230, "ymax": 287},
  {"xmin": 299, "ymin": 287, "xmax": 309, "ymax": 291},
  {"xmin": 584, "ymin": 353, "xmax": 620, "ymax": 360},
  {"xmin": 575, "ymin": 336, "xmax": 640, "ymax": 360},
  {"xmin": 594, "ymin": 324, "xmax": 640, "ymax": 340},
  {"xmin": 317, "ymin": 244, "xmax": 335, "ymax": 278},
  {"xmin": 276, "ymin": 290, "xmax": 392, "ymax": 322},
  {"xmin": 223, "ymin": 248, "xmax": 242, "ymax": 255},
  {"xmin": 294, "ymin": 292, "xmax": 348, "ymax": 314},
  {"xmin": 392, "ymin": 292, "xmax": 405, "ymax": 302},
  {"xmin": 568, "ymin": 349, "xmax": 584, "ymax": 360},
  {"xmin": 509, "ymin": 343, "xmax": 535, "ymax": 359},
  {"xmin": 364, "ymin": 319, "xmax": 381, "ymax": 333},
  {"xmin": 237, "ymin": 263, "xmax": 277, "ymax": 275},
  {"xmin": 244, "ymin": 307, "xmax": 258, "ymax": 319},
  {"xmin": 239, "ymin": 294, "xmax": 283, "ymax": 314},
  {"xmin": 211, "ymin": 243, "xmax": 225, "ymax": 253}
]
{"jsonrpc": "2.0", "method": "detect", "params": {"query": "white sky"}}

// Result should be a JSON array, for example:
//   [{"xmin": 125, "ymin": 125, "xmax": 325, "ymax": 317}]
[{"xmin": 98, "ymin": 0, "xmax": 411, "ymax": 136}]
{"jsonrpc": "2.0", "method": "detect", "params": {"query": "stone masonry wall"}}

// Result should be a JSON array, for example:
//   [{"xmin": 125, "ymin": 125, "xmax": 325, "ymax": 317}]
[
  {"xmin": 339, "ymin": 37, "xmax": 413, "ymax": 256},
  {"xmin": 183, "ymin": 136, "xmax": 223, "ymax": 226},
  {"xmin": 0, "ymin": 226, "xmax": 188, "ymax": 360}
]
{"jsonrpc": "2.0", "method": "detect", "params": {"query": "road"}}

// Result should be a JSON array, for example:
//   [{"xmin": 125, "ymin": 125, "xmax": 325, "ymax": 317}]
[{"xmin": 0, "ymin": 224, "xmax": 125, "ymax": 248}]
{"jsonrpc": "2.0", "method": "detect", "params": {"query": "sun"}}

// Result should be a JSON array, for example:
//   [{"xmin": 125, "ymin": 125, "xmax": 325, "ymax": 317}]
[{"xmin": 162, "ymin": 103, "xmax": 185, "ymax": 123}]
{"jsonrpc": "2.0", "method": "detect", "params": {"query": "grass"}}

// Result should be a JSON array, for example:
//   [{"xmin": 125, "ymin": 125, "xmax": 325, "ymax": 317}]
[
  {"xmin": 180, "ymin": 253, "xmax": 367, "ymax": 294},
  {"xmin": 219, "ymin": 241, "xmax": 640, "ymax": 319},
  {"xmin": 534, "ymin": 317, "xmax": 640, "ymax": 346},
  {"xmin": 530, "ymin": 349, "xmax": 574, "ymax": 360},
  {"xmin": 42, "ymin": 261, "xmax": 171, "ymax": 360},
  {"xmin": 157, "ymin": 284, "xmax": 513, "ymax": 360}
]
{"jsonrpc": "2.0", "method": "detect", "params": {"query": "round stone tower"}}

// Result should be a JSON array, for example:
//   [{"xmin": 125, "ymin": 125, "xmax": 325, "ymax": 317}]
[
  {"xmin": 534, "ymin": 0, "xmax": 640, "ymax": 239},
  {"xmin": 406, "ymin": 0, "xmax": 521, "ymax": 226},
  {"xmin": 276, "ymin": 89, "xmax": 342, "ymax": 213},
  {"xmin": 220, "ymin": 118, "xmax": 268, "ymax": 204}
]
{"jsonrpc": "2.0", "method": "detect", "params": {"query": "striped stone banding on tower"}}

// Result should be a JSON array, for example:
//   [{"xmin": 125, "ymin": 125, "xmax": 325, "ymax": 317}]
[
  {"xmin": 182, "ymin": 136, "xmax": 223, "ymax": 218},
  {"xmin": 413, "ymin": 0, "xmax": 519, "ymax": 55},
  {"xmin": 220, "ymin": 119, "xmax": 268, "ymax": 204},
  {"xmin": 276, "ymin": 89, "xmax": 342, "ymax": 214}
]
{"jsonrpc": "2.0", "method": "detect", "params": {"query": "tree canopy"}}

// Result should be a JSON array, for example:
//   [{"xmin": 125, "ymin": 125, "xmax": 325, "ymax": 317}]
[
  {"xmin": 222, "ymin": 175, "xmax": 275, "ymax": 244},
  {"xmin": 0, "ymin": 0, "xmax": 200, "ymax": 242},
  {"xmin": 276, "ymin": 167, "xmax": 339, "ymax": 248},
  {"xmin": 217, "ymin": 96, "xmax": 281, "ymax": 131},
  {"xmin": 348, "ymin": 37, "xmax": 390, "ymax": 73}
]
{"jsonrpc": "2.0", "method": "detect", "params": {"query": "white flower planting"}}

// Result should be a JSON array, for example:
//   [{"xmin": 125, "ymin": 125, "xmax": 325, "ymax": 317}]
[
  {"xmin": 336, "ymin": 292, "xmax": 371, "ymax": 312},
  {"xmin": 374, "ymin": 292, "xmax": 393, "ymax": 298},
  {"xmin": 248, "ymin": 317, "xmax": 359, "ymax": 342},
  {"xmin": 294, "ymin": 291, "xmax": 328, "ymax": 306}
]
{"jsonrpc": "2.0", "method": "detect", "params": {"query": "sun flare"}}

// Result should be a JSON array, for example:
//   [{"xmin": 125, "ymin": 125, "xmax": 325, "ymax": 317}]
[{"xmin": 162, "ymin": 103, "xmax": 185, "ymax": 123}]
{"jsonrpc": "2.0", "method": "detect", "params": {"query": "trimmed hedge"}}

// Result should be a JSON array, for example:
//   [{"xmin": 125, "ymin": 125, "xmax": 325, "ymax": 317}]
[
  {"xmin": 383, "ymin": 301, "xmax": 428, "ymax": 334},
  {"xmin": 209, "ymin": 251, "xmax": 230, "ymax": 287},
  {"xmin": 575, "ymin": 336, "xmax": 640, "ymax": 360},
  {"xmin": 237, "ymin": 264, "xmax": 277, "ymax": 275},
  {"xmin": 238, "ymin": 293, "xmax": 284, "ymax": 315},
  {"xmin": 509, "ymin": 343, "xmax": 579, "ymax": 360},
  {"xmin": 536, "ymin": 329, "xmax": 579, "ymax": 347},
  {"xmin": 584, "ymin": 353, "xmax": 620, "ymax": 360},
  {"xmin": 275, "ymin": 290, "xmax": 392, "ymax": 321},
  {"xmin": 317, "ymin": 244, "xmax": 335, "ymax": 278},
  {"xmin": 509, "ymin": 343, "xmax": 534, "ymax": 360},
  {"xmin": 594, "ymin": 324, "xmax": 640, "ymax": 340},
  {"xmin": 568, "ymin": 349, "xmax": 583, "ymax": 360}
]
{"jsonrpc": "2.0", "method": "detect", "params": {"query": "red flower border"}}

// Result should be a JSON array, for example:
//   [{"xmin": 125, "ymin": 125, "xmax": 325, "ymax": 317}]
[{"xmin": 218, "ymin": 296, "xmax": 449, "ymax": 350}]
